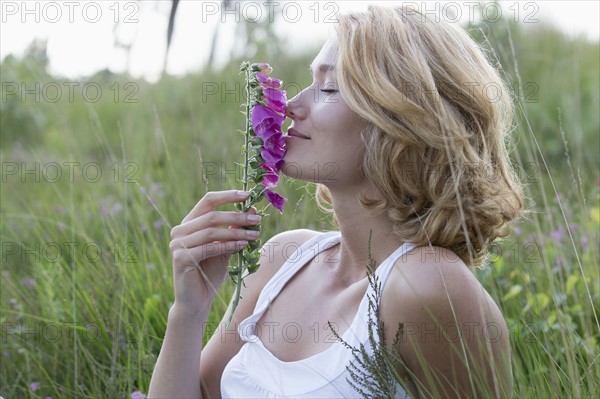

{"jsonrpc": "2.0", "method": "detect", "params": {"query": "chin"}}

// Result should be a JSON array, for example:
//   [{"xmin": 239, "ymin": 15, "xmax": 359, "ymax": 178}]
[
  {"xmin": 280, "ymin": 158, "xmax": 341, "ymax": 185},
  {"xmin": 280, "ymin": 159, "xmax": 304, "ymax": 180}
]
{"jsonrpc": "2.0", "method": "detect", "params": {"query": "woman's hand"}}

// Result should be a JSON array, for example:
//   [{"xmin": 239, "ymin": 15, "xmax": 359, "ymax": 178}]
[{"xmin": 168, "ymin": 190, "xmax": 261, "ymax": 314}]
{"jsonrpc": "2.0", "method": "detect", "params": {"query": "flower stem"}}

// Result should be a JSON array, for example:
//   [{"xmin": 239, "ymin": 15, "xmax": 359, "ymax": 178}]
[
  {"xmin": 242, "ymin": 67, "xmax": 251, "ymax": 208},
  {"xmin": 227, "ymin": 66, "xmax": 252, "ymax": 330}
]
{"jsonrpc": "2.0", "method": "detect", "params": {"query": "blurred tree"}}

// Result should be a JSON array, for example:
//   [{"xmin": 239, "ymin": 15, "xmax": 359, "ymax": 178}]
[
  {"xmin": 112, "ymin": 1, "xmax": 140, "ymax": 78},
  {"xmin": 207, "ymin": 0, "xmax": 233, "ymax": 72},
  {"xmin": 164, "ymin": 0, "xmax": 284, "ymax": 73},
  {"xmin": 164, "ymin": 0, "xmax": 180, "ymax": 76},
  {"xmin": 229, "ymin": 0, "xmax": 284, "ymax": 63}
]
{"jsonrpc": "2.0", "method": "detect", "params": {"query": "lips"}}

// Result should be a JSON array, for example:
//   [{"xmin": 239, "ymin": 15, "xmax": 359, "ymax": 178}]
[{"xmin": 288, "ymin": 128, "xmax": 310, "ymax": 139}]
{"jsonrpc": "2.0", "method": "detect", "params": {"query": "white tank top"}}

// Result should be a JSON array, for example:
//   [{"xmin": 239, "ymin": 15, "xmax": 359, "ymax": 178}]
[{"xmin": 220, "ymin": 230, "xmax": 415, "ymax": 398}]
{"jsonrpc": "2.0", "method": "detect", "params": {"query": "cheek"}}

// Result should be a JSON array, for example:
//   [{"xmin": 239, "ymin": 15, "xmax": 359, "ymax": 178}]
[{"xmin": 313, "ymin": 102, "xmax": 357, "ymax": 135}]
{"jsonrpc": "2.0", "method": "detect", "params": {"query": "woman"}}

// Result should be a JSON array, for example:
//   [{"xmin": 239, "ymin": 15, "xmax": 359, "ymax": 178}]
[{"xmin": 148, "ymin": 5, "xmax": 524, "ymax": 398}]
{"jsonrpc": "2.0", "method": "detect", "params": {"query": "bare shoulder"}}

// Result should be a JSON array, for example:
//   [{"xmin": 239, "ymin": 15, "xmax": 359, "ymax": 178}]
[
  {"xmin": 381, "ymin": 245, "xmax": 512, "ymax": 398},
  {"xmin": 242, "ymin": 228, "xmax": 321, "ymax": 292},
  {"xmin": 221, "ymin": 228, "xmax": 321, "ymax": 325},
  {"xmin": 214, "ymin": 228, "xmax": 321, "ymax": 331},
  {"xmin": 387, "ymin": 245, "xmax": 491, "ymax": 309}
]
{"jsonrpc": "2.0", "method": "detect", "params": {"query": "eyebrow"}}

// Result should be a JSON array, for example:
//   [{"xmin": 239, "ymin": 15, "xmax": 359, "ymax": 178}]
[{"xmin": 308, "ymin": 63, "xmax": 336, "ymax": 75}]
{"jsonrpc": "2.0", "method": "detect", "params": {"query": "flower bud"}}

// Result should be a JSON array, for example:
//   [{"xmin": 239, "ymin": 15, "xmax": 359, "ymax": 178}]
[{"xmin": 251, "ymin": 63, "xmax": 273, "ymax": 75}]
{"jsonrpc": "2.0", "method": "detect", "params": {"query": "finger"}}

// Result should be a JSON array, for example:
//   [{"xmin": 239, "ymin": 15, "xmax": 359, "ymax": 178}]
[
  {"xmin": 182, "ymin": 190, "xmax": 250, "ymax": 224},
  {"xmin": 173, "ymin": 240, "xmax": 249, "ymax": 264},
  {"xmin": 229, "ymin": 206, "xmax": 258, "ymax": 230},
  {"xmin": 175, "ymin": 210, "xmax": 260, "ymax": 238},
  {"xmin": 173, "ymin": 226, "xmax": 260, "ymax": 251}
]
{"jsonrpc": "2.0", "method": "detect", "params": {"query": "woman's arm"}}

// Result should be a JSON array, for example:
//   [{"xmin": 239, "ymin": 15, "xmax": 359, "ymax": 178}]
[
  {"xmin": 148, "ymin": 227, "xmax": 320, "ymax": 398},
  {"xmin": 148, "ymin": 305, "xmax": 210, "ymax": 399},
  {"xmin": 147, "ymin": 190, "xmax": 262, "ymax": 398}
]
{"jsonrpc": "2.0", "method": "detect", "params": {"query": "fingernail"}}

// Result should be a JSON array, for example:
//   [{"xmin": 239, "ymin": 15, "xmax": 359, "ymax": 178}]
[
  {"xmin": 237, "ymin": 190, "xmax": 250, "ymax": 197},
  {"xmin": 248, "ymin": 215, "xmax": 262, "ymax": 222}
]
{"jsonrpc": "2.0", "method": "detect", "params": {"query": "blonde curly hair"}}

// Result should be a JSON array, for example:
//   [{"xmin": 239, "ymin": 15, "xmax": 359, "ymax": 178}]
[{"xmin": 315, "ymin": 5, "xmax": 525, "ymax": 269}]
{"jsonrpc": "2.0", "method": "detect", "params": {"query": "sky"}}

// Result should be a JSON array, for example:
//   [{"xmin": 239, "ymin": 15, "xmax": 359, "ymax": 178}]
[{"xmin": 1, "ymin": 0, "xmax": 598, "ymax": 82}]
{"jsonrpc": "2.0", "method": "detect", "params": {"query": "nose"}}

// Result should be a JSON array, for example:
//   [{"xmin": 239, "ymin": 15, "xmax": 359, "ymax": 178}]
[{"xmin": 285, "ymin": 93, "xmax": 306, "ymax": 120}]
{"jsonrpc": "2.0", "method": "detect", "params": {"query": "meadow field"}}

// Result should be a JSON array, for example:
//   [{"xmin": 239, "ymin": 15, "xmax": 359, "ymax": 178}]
[{"xmin": 1, "ymin": 12, "xmax": 598, "ymax": 399}]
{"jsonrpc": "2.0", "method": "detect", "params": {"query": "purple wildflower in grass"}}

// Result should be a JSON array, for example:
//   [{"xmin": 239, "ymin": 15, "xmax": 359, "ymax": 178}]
[
  {"xmin": 556, "ymin": 257, "xmax": 564, "ymax": 268},
  {"xmin": 112, "ymin": 203, "xmax": 123, "ymax": 215},
  {"xmin": 149, "ymin": 182, "xmax": 165, "ymax": 198},
  {"xmin": 99, "ymin": 197, "xmax": 123, "ymax": 216},
  {"xmin": 153, "ymin": 219, "xmax": 164, "ymax": 230},
  {"xmin": 21, "ymin": 277, "xmax": 36, "ymax": 288},
  {"xmin": 554, "ymin": 193, "xmax": 564, "ymax": 203},
  {"xmin": 514, "ymin": 227, "xmax": 522, "ymax": 236},
  {"xmin": 550, "ymin": 227, "xmax": 564, "ymax": 243},
  {"xmin": 569, "ymin": 223, "xmax": 580, "ymax": 233},
  {"xmin": 8, "ymin": 298, "xmax": 18, "ymax": 308},
  {"xmin": 30, "ymin": 382, "xmax": 40, "ymax": 391},
  {"xmin": 140, "ymin": 186, "xmax": 157, "ymax": 207},
  {"xmin": 581, "ymin": 235, "xmax": 589, "ymax": 252},
  {"xmin": 52, "ymin": 205, "xmax": 67, "ymax": 215},
  {"xmin": 131, "ymin": 391, "xmax": 147, "ymax": 399}
]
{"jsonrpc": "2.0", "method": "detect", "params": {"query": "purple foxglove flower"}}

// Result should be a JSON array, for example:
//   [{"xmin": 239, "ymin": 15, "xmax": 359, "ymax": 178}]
[
  {"xmin": 263, "ymin": 87, "xmax": 287, "ymax": 114},
  {"xmin": 260, "ymin": 162, "xmax": 280, "ymax": 188},
  {"xmin": 264, "ymin": 189, "xmax": 287, "ymax": 214},
  {"xmin": 261, "ymin": 134, "xmax": 287, "ymax": 166},
  {"xmin": 229, "ymin": 60, "xmax": 288, "ymax": 328},
  {"xmin": 271, "ymin": 159, "xmax": 285, "ymax": 173},
  {"xmin": 252, "ymin": 104, "xmax": 284, "ymax": 141},
  {"xmin": 257, "ymin": 73, "xmax": 283, "ymax": 89},
  {"xmin": 261, "ymin": 147, "xmax": 285, "ymax": 166},
  {"xmin": 263, "ymin": 132, "xmax": 287, "ymax": 152}
]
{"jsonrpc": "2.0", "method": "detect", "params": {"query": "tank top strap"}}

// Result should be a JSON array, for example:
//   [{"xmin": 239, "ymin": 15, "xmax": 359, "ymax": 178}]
[
  {"xmin": 370, "ymin": 241, "xmax": 418, "ymax": 306},
  {"xmin": 238, "ymin": 230, "xmax": 342, "ymax": 342},
  {"xmin": 340, "ymin": 240, "xmax": 418, "ymax": 349}
]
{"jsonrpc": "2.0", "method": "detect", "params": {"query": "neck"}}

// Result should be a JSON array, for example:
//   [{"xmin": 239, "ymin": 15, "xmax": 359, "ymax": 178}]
[{"xmin": 324, "ymin": 181, "xmax": 405, "ymax": 287}]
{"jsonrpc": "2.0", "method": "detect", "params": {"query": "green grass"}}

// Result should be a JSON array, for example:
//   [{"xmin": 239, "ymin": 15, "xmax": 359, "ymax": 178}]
[{"xmin": 1, "ymin": 17, "xmax": 598, "ymax": 399}]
